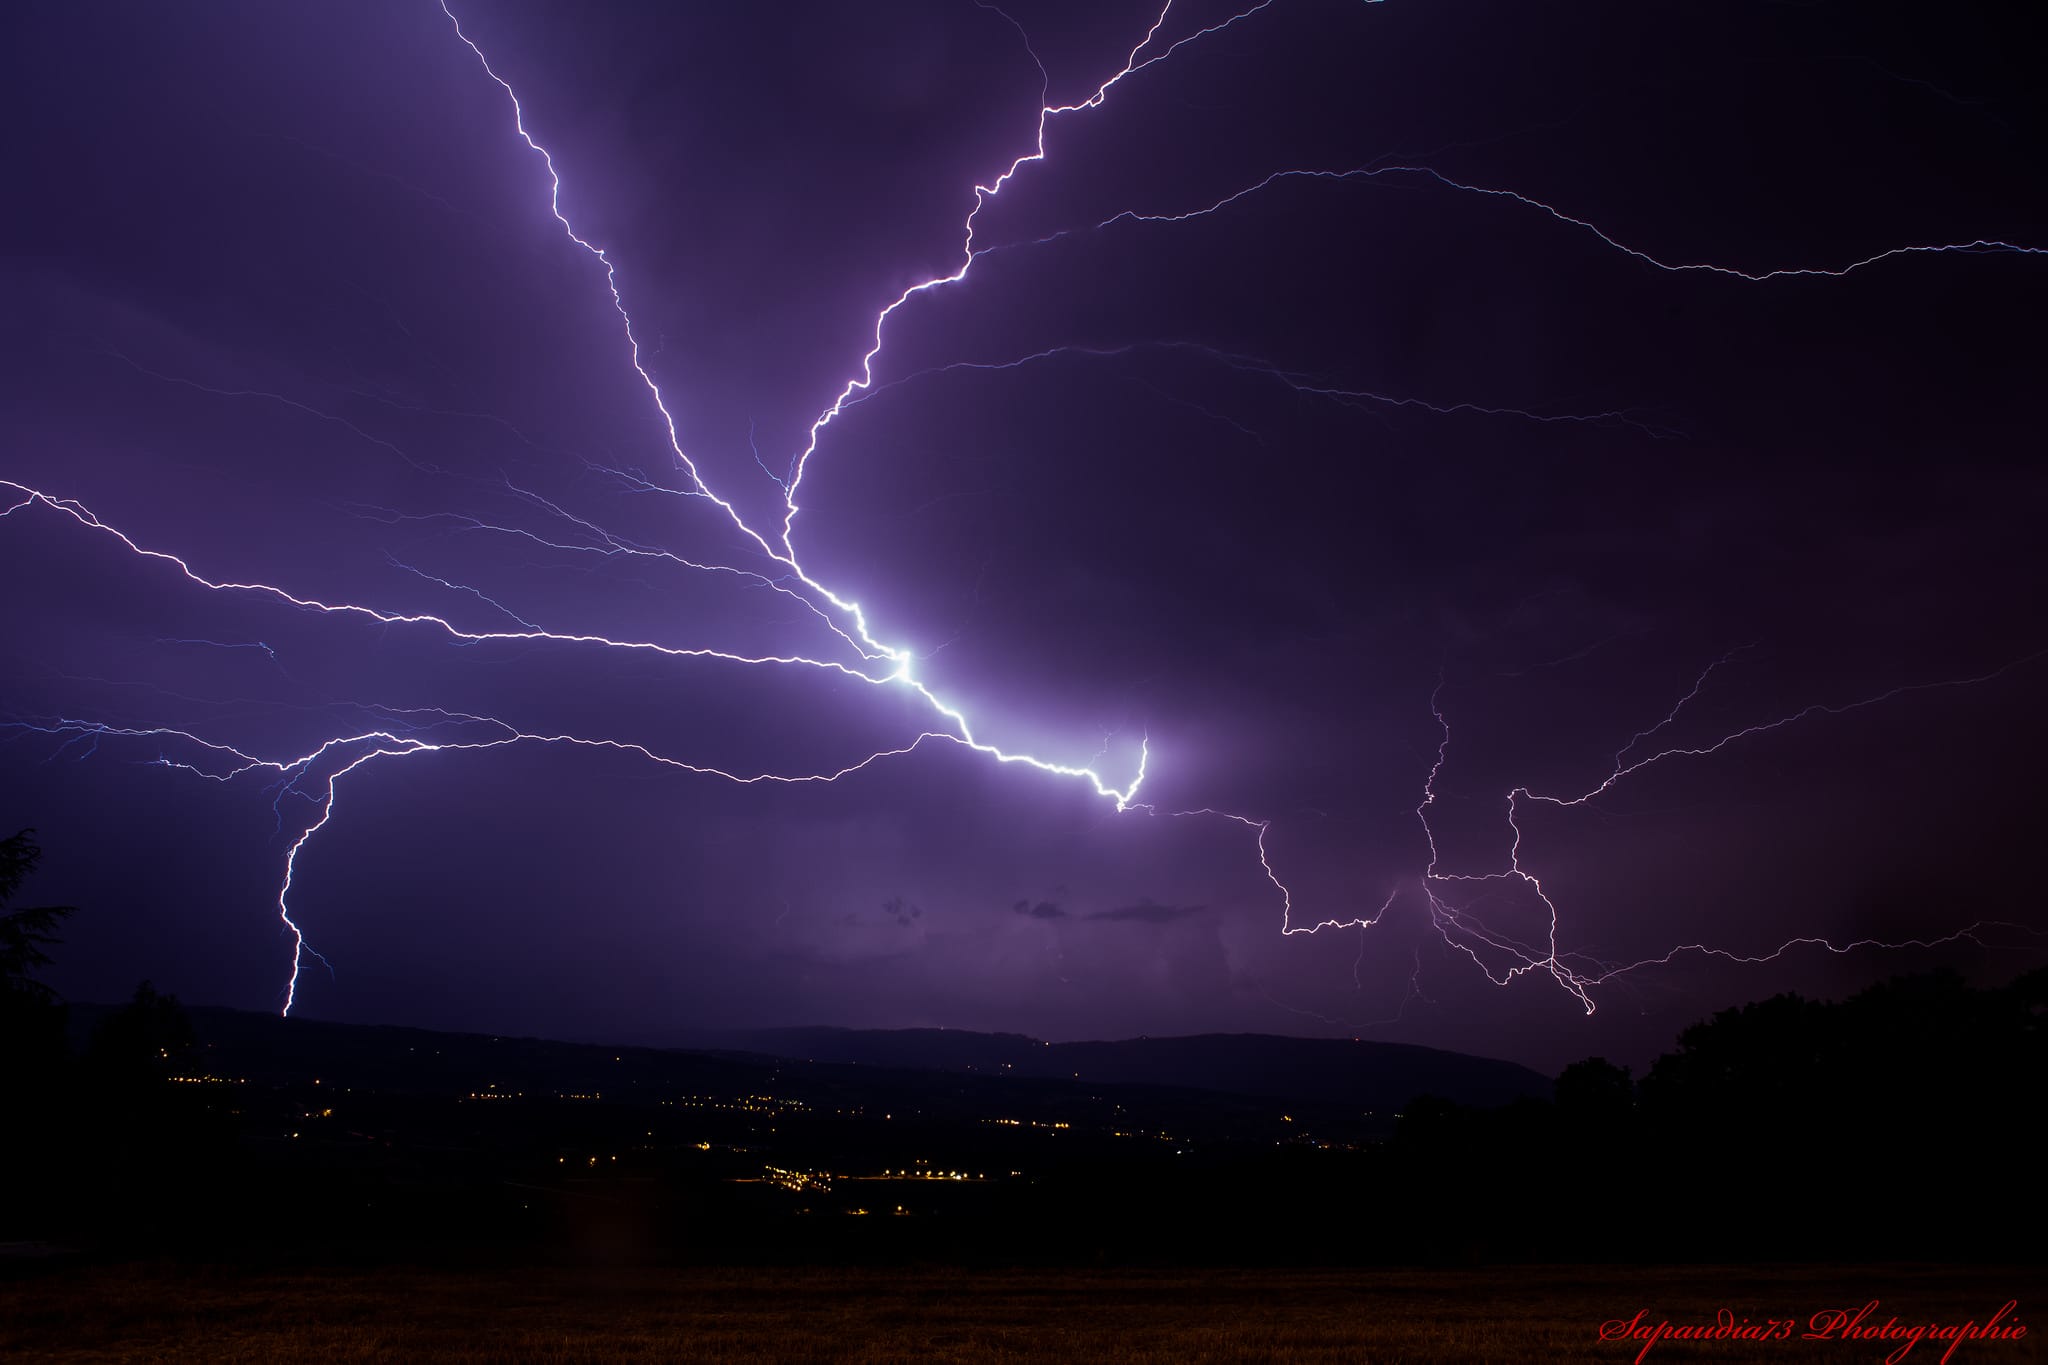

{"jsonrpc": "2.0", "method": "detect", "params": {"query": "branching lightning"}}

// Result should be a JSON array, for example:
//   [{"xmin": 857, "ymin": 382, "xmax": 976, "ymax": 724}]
[
  {"xmin": 1408, "ymin": 654, "xmax": 2048, "ymax": 1014},
  {"xmin": 6, "ymin": 0, "xmax": 2041, "ymax": 1022}
]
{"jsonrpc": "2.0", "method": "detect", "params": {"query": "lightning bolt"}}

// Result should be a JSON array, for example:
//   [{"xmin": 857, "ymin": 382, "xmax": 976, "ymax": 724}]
[
  {"xmin": 0, "ymin": 0, "xmax": 1212, "ymax": 1010},
  {"xmin": 2, "ymin": 710, "xmax": 970, "ymax": 1013},
  {"xmin": 6, "ymin": 0, "xmax": 2041, "ymax": 1023},
  {"xmin": 839, "ymin": 340, "xmax": 1679, "ymax": 438},
  {"xmin": 1032, "ymin": 164, "xmax": 2046, "ymax": 280},
  {"xmin": 1407, "ymin": 652, "xmax": 2048, "ymax": 1014}
]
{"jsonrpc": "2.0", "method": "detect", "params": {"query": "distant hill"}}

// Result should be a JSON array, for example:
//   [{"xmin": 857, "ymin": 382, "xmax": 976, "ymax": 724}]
[
  {"xmin": 68, "ymin": 1003, "xmax": 772, "ymax": 1098},
  {"xmin": 66, "ymin": 1006, "xmax": 1548, "ymax": 1114},
  {"xmin": 706, "ymin": 1026, "xmax": 1549, "ymax": 1111}
]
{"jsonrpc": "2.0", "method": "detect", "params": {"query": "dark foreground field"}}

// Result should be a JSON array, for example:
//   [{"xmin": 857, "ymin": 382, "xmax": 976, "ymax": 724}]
[{"xmin": 2, "ymin": 1262, "xmax": 2038, "ymax": 1363}]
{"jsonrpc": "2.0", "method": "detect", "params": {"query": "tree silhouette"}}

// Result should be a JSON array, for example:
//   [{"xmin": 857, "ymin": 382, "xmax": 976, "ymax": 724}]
[
  {"xmin": 86, "ymin": 980, "xmax": 197, "ymax": 1087},
  {"xmin": 0, "ymin": 828, "xmax": 77, "ymax": 1007},
  {"xmin": 1383, "ymin": 968, "xmax": 2046, "ymax": 1260},
  {"xmin": 1554, "ymin": 1055, "xmax": 1633, "ymax": 1128},
  {"xmin": 2, "ymin": 828, "xmax": 81, "ymax": 1231},
  {"xmin": 2, "ymin": 827, "xmax": 77, "ymax": 1091}
]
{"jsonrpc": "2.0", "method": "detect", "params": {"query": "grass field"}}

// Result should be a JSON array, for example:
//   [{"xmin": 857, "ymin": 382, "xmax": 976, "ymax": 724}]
[{"xmin": 2, "ymin": 1261, "xmax": 2038, "ymax": 1363}]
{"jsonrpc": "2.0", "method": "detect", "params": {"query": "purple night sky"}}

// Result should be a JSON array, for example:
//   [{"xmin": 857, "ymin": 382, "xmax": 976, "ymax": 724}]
[{"xmin": 4, "ymin": 0, "xmax": 2043, "ymax": 1072}]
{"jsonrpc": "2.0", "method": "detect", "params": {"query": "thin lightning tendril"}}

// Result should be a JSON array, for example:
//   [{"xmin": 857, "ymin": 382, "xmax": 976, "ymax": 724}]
[{"xmin": 1034, "ymin": 164, "xmax": 2046, "ymax": 279}]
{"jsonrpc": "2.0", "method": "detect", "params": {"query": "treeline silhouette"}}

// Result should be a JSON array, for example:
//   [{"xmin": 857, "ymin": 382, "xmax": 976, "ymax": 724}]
[
  {"xmin": 1384, "ymin": 966, "xmax": 2045, "ymax": 1262},
  {"xmin": 3, "ymin": 826, "xmax": 2041, "ymax": 1264},
  {"xmin": 3, "ymin": 830, "xmax": 234, "ymax": 1246}
]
